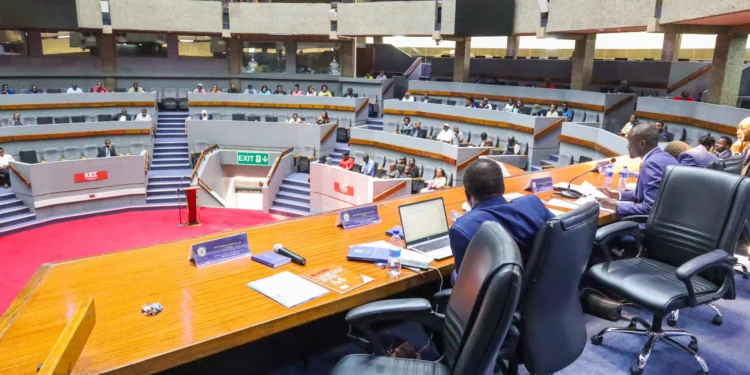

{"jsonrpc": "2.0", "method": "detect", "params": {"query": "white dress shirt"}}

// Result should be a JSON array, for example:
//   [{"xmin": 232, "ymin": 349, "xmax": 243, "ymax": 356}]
[
  {"xmin": 401, "ymin": 96, "xmax": 415, "ymax": 102},
  {"xmin": 0, "ymin": 154, "xmax": 15, "ymax": 168},
  {"xmin": 66, "ymin": 87, "xmax": 83, "ymax": 94},
  {"xmin": 135, "ymin": 114, "xmax": 152, "ymax": 121},
  {"xmin": 436, "ymin": 129, "xmax": 453, "ymax": 143}
]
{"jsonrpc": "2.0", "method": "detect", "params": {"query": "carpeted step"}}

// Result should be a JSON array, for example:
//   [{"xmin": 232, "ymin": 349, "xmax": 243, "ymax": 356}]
[
  {"xmin": 269, "ymin": 205, "xmax": 309, "ymax": 217},
  {"xmin": 0, "ymin": 199, "xmax": 23, "ymax": 210},
  {"xmin": 279, "ymin": 184, "xmax": 310, "ymax": 196},
  {"xmin": 0, "ymin": 212, "xmax": 35, "ymax": 228},
  {"xmin": 0, "ymin": 205, "xmax": 30, "ymax": 219},
  {"xmin": 146, "ymin": 195, "xmax": 186, "ymax": 204},
  {"xmin": 281, "ymin": 178, "xmax": 310, "ymax": 189},
  {"xmin": 273, "ymin": 198, "xmax": 310, "ymax": 212},
  {"xmin": 150, "ymin": 163, "xmax": 191, "ymax": 170},
  {"xmin": 152, "ymin": 158, "xmax": 190, "ymax": 165},
  {"xmin": 275, "ymin": 191, "xmax": 311, "ymax": 204}
]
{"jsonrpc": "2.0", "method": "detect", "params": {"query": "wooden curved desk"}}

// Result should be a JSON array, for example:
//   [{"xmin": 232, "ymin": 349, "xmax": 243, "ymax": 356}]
[{"xmin": 0, "ymin": 157, "xmax": 636, "ymax": 375}]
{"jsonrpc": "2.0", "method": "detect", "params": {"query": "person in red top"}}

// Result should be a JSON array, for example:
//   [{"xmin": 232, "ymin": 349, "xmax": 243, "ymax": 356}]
[
  {"xmin": 672, "ymin": 91, "xmax": 695, "ymax": 101},
  {"xmin": 339, "ymin": 152, "xmax": 354, "ymax": 170},
  {"xmin": 93, "ymin": 81, "xmax": 108, "ymax": 93},
  {"xmin": 541, "ymin": 78, "xmax": 556, "ymax": 89}
]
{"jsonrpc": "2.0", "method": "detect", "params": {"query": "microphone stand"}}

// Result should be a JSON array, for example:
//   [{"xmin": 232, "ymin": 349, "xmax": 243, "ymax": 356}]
[{"xmin": 557, "ymin": 158, "xmax": 617, "ymax": 199}]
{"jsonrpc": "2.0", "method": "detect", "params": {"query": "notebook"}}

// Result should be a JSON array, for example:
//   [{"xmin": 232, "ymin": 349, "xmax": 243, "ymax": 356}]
[
  {"xmin": 300, "ymin": 264, "xmax": 374, "ymax": 294},
  {"xmin": 348, "ymin": 240, "xmax": 433, "ymax": 269},
  {"xmin": 248, "ymin": 272, "xmax": 329, "ymax": 308},
  {"xmin": 252, "ymin": 252, "xmax": 291, "ymax": 268}
]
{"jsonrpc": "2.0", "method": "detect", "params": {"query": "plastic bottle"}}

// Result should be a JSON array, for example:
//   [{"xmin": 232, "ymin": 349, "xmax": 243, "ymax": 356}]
[
  {"xmin": 618, "ymin": 166, "xmax": 629, "ymax": 192},
  {"xmin": 603, "ymin": 165, "xmax": 614, "ymax": 190},
  {"xmin": 387, "ymin": 231, "xmax": 402, "ymax": 278}
]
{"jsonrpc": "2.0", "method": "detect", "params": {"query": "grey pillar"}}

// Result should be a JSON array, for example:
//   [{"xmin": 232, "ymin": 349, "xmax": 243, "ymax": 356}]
[
  {"xmin": 373, "ymin": 36, "xmax": 384, "ymax": 44},
  {"xmin": 227, "ymin": 38, "xmax": 243, "ymax": 74},
  {"xmin": 506, "ymin": 35, "xmax": 519, "ymax": 58},
  {"xmin": 98, "ymin": 33, "xmax": 118, "ymax": 89},
  {"xmin": 26, "ymin": 31, "xmax": 43, "ymax": 57},
  {"xmin": 167, "ymin": 34, "xmax": 179, "ymax": 59},
  {"xmin": 706, "ymin": 33, "xmax": 748, "ymax": 106},
  {"xmin": 285, "ymin": 41, "xmax": 297, "ymax": 74},
  {"xmin": 453, "ymin": 38, "xmax": 471, "ymax": 83},
  {"xmin": 341, "ymin": 38, "xmax": 357, "ymax": 78},
  {"xmin": 571, "ymin": 34, "xmax": 596, "ymax": 91},
  {"xmin": 661, "ymin": 33, "xmax": 682, "ymax": 61}
]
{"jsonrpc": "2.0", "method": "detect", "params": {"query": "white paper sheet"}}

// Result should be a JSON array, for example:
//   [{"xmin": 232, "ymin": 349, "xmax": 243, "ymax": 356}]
[
  {"xmin": 546, "ymin": 198, "xmax": 581, "ymax": 210},
  {"xmin": 574, "ymin": 196, "xmax": 616, "ymax": 214},
  {"xmin": 503, "ymin": 192, "xmax": 526, "ymax": 201},
  {"xmin": 248, "ymin": 271, "xmax": 330, "ymax": 308}
]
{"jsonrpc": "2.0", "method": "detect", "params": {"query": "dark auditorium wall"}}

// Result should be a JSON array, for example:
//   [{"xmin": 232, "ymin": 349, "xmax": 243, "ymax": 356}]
[
  {"xmin": 0, "ymin": 0, "xmax": 79, "ymax": 30},
  {"xmin": 453, "ymin": 0, "xmax": 515, "ymax": 36}
]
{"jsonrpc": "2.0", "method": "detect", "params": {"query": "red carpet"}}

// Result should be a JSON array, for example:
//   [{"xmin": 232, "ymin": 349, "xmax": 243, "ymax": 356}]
[{"xmin": 0, "ymin": 207, "xmax": 284, "ymax": 314}]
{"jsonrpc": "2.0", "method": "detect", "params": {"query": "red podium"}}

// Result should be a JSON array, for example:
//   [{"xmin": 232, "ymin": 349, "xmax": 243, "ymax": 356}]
[{"xmin": 183, "ymin": 187, "xmax": 201, "ymax": 227}]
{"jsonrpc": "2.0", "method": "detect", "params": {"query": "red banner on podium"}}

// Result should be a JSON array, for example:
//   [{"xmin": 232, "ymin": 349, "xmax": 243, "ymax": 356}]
[
  {"xmin": 183, "ymin": 187, "xmax": 201, "ymax": 227},
  {"xmin": 74, "ymin": 171, "xmax": 108, "ymax": 183},
  {"xmin": 333, "ymin": 182, "xmax": 354, "ymax": 196}
]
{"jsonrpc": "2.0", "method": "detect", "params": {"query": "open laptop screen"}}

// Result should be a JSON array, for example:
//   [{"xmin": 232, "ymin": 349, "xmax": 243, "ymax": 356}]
[{"xmin": 399, "ymin": 198, "xmax": 450, "ymax": 244}]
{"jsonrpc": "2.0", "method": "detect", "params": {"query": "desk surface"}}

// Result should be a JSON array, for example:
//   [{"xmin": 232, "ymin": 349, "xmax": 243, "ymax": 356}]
[{"xmin": 0, "ymin": 157, "xmax": 637, "ymax": 375}]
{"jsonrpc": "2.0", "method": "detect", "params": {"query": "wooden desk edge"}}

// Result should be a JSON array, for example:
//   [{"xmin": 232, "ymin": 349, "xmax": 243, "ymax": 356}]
[{"xmin": 0, "ymin": 264, "xmax": 53, "ymax": 338}]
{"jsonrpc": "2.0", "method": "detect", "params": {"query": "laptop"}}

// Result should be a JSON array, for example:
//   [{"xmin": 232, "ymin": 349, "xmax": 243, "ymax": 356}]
[{"xmin": 398, "ymin": 197, "xmax": 453, "ymax": 260}]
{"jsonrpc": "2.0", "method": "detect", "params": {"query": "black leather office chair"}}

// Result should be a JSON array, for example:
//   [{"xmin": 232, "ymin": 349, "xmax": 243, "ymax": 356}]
[
  {"xmin": 36, "ymin": 117, "xmax": 53, "ymax": 125},
  {"xmin": 708, "ymin": 155, "xmax": 743, "ymax": 175},
  {"xmin": 588, "ymin": 166, "xmax": 750, "ymax": 375},
  {"xmin": 98, "ymin": 114, "xmax": 113, "ymax": 122},
  {"xmin": 331, "ymin": 222, "xmax": 523, "ymax": 375},
  {"xmin": 232, "ymin": 113, "xmax": 246, "ymax": 121},
  {"xmin": 18, "ymin": 150, "xmax": 39, "ymax": 164},
  {"xmin": 578, "ymin": 155, "xmax": 593, "ymax": 163},
  {"xmin": 71, "ymin": 115, "xmax": 86, "ymax": 123}
]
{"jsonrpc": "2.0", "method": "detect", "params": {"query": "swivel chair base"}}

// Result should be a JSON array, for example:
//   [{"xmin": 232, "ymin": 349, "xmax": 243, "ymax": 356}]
[
  {"xmin": 591, "ymin": 315, "xmax": 709, "ymax": 375},
  {"xmin": 666, "ymin": 304, "xmax": 723, "ymax": 327}
]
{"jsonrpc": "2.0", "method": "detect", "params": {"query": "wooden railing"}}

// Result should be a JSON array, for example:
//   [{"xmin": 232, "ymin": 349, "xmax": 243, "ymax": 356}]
[
  {"xmin": 143, "ymin": 150, "xmax": 150, "ymax": 175},
  {"xmin": 373, "ymin": 180, "xmax": 407, "ymax": 202},
  {"xmin": 355, "ymin": 98, "xmax": 370, "ymax": 116},
  {"xmin": 667, "ymin": 64, "xmax": 713, "ymax": 94},
  {"xmin": 320, "ymin": 124, "xmax": 339, "ymax": 143},
  {"xmin": 267, "ymin": 147, "xmax": 294, "ymax": 185},
  {"xmin": 190, "ymin": 144, "xmax": 219, "ymax": 181},
  {"xmin": 8, "ymin": 164, "xmax": 31, "ymax": 188}
]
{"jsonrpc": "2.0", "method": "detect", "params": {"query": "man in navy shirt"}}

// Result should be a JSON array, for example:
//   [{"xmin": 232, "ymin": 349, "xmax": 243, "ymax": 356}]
[{"xmin": 449, "ymin": 159, "xmax": 554, "ymax": 279}]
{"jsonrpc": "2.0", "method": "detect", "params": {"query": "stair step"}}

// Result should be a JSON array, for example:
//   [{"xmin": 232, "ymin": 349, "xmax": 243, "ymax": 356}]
[
  {"xmin": 147, "ymin": 181, "xmax": 188, "ymax": 189},
  {"xmin": 273, "ymin": 198, "xmax": 310, "ymax": 212},
  {"xmin": 147, "ymin": 187, "xmax": 186, "ymax": 197},
  {"xmin": 153, "ymin": 146, "xmax": 189, "ymax": 152},
  {"xmin": 549, "ymin": 154, "xmax": 560, "ymax": 162},
  {"xmin": 148, "ymin": 175, "xmax": 190, "ymax": 183},
  {"xmin": 153, "ymin": 152, "xmax": 189, "ymax": 159},
  {"xmin": 0, "ymin": 199, "xmax": 23, "ymax": 210},
  {"xmin": 157, "ymin": 124, "xmax": 186, "ymax": 129},
  {"xmin": 540, "ymin": 160, "xmax": 556, "ymax": 167},
  {"xmin": 281, "ymin": 178, "xmax": 310, "ymax": 189},
  {"xmin": 333, "ymin": 148, "xmax": 349, "ymax": 154},
  {"xmin": 530, "ymin": 165, "xmax": 544, "ymax": 172},
  {"xmin": 146, "ymin": 195, "xmax": 186, "ymax": 204},
  {"xmin": 152, "ymin": 158, "xmax": 190, "ymax": 165},
  {"xmin": 279, "ymin": 184, "xmax": 310, "ymax": 196},
  {"xmin": 155, "ymin": 134, "xmax": 187, "ymax": 138},
  {"xmin": 0, "ymin": 212, "xmax": 36, "ymax": 228},
  {"xmin": 276, "ymin": 191, "xmax": 311, "ymax": 204},
  {"xmin": 0, "ymin": 205, "xmax": 29, "ymax": 217},
  {"xmin": 156, "ymin": 129, "xmax": 186, "ymax": 134},
  {"xmin": 150, "ymin": 163, "xmax": 191, "ymax": 170},
  {"xmin": 154, "ymin": 140, "xmax": 189, "ymax": 146},
  {"xmin": 0, "ymin": 192, "xmax": 15, "ymax": 201},
  {"xmin": 269, "ymin": 205, "xmax": 309, "ymax": 217}
]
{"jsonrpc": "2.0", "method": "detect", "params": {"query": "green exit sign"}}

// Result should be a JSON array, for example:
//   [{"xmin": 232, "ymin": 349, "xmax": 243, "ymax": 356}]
[{"xmin": 237, "ymin": 151, "xmax": 270, "ymax": 166}]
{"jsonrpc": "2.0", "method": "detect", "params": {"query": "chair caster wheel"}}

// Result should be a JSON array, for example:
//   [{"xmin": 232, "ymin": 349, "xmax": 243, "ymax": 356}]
[
  {"xmin": 688, "ymin": 341, "xmax": 699, "ymax": 352},
  {"xmin": 591, "ymin": 335, "xmax": 603, "ymax": 345},
  {"xmin": 630, "ymin": 365, "xmax": 644, "ymax": 375},
  {"xmin": 712, "ymin": 315, "xmax": 723, "ymax": 326},
  {"xmin": 667, "ymin": 317, "xmax": 678, "ymax": 327},
  {"xmin": 628, "ymin": 322, "xmax": 637, "ymax": 330}
]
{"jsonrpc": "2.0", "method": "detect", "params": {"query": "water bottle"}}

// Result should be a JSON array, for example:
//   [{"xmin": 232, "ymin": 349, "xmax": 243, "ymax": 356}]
[
  {"xmin": 618, "ymin": 166, "xmax": 629, "ymax": 192},
  {"xmin": 603, "ymin": 165, "xmax": 614, "ymax": 190},
  {"xmin": 387, "ymin": 231, "xmax": 402, "ymax": 278}
]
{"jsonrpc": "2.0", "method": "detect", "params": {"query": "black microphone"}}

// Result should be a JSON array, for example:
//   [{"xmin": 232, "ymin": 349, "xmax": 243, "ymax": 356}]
[
  {"xmin": 559, "ymin": 158, "xmax": 617, "ymax": 199},
  {"xmin": 274, "ymin": 244, "xmax": 306, "ymax": 266}
]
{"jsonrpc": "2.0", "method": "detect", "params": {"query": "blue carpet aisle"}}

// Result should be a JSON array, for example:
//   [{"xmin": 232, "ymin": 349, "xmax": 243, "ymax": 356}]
[{"xmin": 146, "ymin": 112, "xmax": 192, "ymax": 205}]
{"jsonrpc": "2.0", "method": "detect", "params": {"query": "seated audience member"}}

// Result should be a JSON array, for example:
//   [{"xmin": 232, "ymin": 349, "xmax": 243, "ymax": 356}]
[
  {"xmin": 464, "ymin": 97, "xmax": 477, "ymax": 108},
  {"xmin": 452, "ymin": 126, "xmax": 465, "ymax": 145},
  {"xmin": 663, "ymin": 141, "xmax": 690, "ymax": 159},
  {"xmin": 128, "ymin": 82, "xmax": 145, "ymax": 93},
  {"xmin": 420, "ymin": 168, "xmax": 447, "ymax": 193},
  {"xmin": 436, "ymin": 124, "xmax": 454, "ymax": 143},
  {"xmin": 376, "ymin": 71, "xmax": 387, "ymax": 80},
  {"xmin": 545, "ymin": 103, "xmax": 560, "ymax": 117},
  {"xmin": 540, "ymin": 78, "xmax": 556, "ymax": 89},
  {"xmin": 561, "ymin": 102, "xmax": 574, "ymax": 121},
  {"xmin": 273, "ymin": 84, "xmax": 286, "ymax": 95},
  {"xmin": 421, "ymin": 92, "xmax": 430, "ymax": 103},
  {"xmin": 0, "ymin": 147, "xmax": 15, "ymax": 188},
  {"xmin": 1, "ymin": 84, "xmax": 14, "ymax": 95},
  {"xmin": 677, "ymin": 135, "xmax": 719, "ymax": 168},
  {"xmin": 512, "ymin": 100, "xmax": 525, "ymax": 113},
  {"xmin": 653, "ymin": 120, "xmax": 672, "ymax": 141},
  {"xmin": 739, "ymin": 117, "xmax": 750, "ymax": 175},
  {"xmin": 210, "ymin": 85, "xmax": 222, "ymax": 94},
  {"xmin": 504, "ymin": 136, "xmax": 521, "ymax": 155},
  {"xmin": 338, "ymin": 152, "xmax": 354, "ymax": 170},
  {"xmin": 306, "ymin": 86, "xmax": 317, "ymax": 96},
  {"xmin": 672, "ymin": 91, "xmax": 695, "ymax": 101},
  {"xmin": 316, "ymin": 111, "xmax": 330, "ymax": 125},
  {"xmin": 479, "ymin": 132, "xmax": 493, "ymax": 147},
  {"xmin": 291, "ymin": 85, "xmax": 303, "ymax": 96},
  {"xmin": 411, "ymin": 121, "xmax": 427, "ymax": 138},
  {"xmin": 113, "ymin": 108, "xmax": 131, "ymax": 122},
  {"xmin": 11, "ymin": 113, "xmax": 24, "ymax": 126},
  {"xmin": 715, "ymin": 136, "xmax": 733, "ymax": 159},
  {"xmin": 402, "ymin": 92, "xmax": 415, "ymax": 102},
  {"xmin": 343, "ymin": 88, "xmax": 355, "ymax": 98},
  {"xmin": 479, "ymin": 98, "xmax": 492, "ymax": 110},
  {"xmin": 287, "ymin": 113, "xmax": 304, "ymax": 124},
  {"xmin": 400, "ymin": 165, "xmax": 415, "ymax": 179},
  {"xmin": 28, "ymin": 85, "xmax": 42, "ymax": 94},
  {"xmin": 450, "ymin": 159, "xmax": 554, "ymax": 275},
  {"xmin": 502, "ymin": 98, "xmax": 515, "ymax": 112},
  {"xmin": 597, "ymin": 124, "xmax": 679, "ymax": 216},
  {"xmin": 363, "ymin": 72, "xmax": 374, "ymax": 79},
  {"xmin": 244, "ymin": 84, "xmax": 257, "ymax": 94},
  {"xmin": 193, "ymin": 84, "xmax": 207, "ymax": 94},
  {"xmin": 399, "ymin": 117, "xmax": 413, "ymax": 135},
  {"xmin": 259, "ymin": 85, "xmax": 271, "ymax": 95},
  {"xmin": 227, "ymin": 83, "xmax": 240, "ymax": 93},
  {"xmin": 616, "ymin": 80, "xmax": 634, "ymax": 94},
  {"xmin": 97, "ymin": 140, "xmax": 117, "ymax": 158},
  {"xmin": 620, "ymin": 114, "xmax": 639, "ymax": 136},
  {"xmin": 93, "ymin": 81, "xmax": 108, "ymax": 93},
  {"xmin": 67, "ymin": 84, "xmax": 83, "ymax": 94},
  {"xmin": 698, "ymin": 133, "xmax": 716, "ymax": 152},
  {"xmin": 200, "ymin": 110, "xmax": 209, "ymax": 120},
  {"xmin": 360, "ymin": 154, "xmax": 376, "ymax": 176},
  {"xmin": 135, "ymin": 109, "xmax": 152, "ymax": 122},
  {"xmin": 397, "ymin": 157, "xmax": 407, "ymax": 173},
  {"xmin": 407, "ymin": 158, "xmax": 420, "ymax": 178},
  {"xmin": 318, "ymin": 84, "xmax": 332, "ymax": 97},
  {"xmin": 385, "ymin": 163, "xmax": 400, "ymax": 179}
]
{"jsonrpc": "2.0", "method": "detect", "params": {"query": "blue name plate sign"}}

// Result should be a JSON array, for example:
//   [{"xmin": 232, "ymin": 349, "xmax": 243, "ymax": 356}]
[
  {"xmin": 189, "ymin": 233, "xmax": 252, "ymax": 267},
  {"xmin": 525, "ymin": 176, "xmax": 554, "ymax": 193},
  {"xmin": 335, "ymin": 205, "xmax": 382, "ymax": 230}
]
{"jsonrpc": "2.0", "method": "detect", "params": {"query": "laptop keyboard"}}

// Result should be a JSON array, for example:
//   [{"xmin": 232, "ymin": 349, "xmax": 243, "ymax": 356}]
[{"xmin": 413, "ymin": 237, "xmax": 450, "ymax": 253}]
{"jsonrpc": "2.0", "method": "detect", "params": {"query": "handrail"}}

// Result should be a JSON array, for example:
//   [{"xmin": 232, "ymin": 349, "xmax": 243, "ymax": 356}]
[
  {"xmin": 197, "ymin": 178, "xmax": 227, "ymax": 207},
  {"xmin": 456, "ymin": 149, "xmax": 490, "ymax": 171},
  {"xmin": 320, "ymin": 124, "xmax": 339, "ymax": 143},
  {"xmin": 404, "ymin": 57, "xmax": 422, "ymax": 78},
  {"xmin": 266, "ymin": 147, "xmax": 294, "ymax": 185},
  {"xmin": 667, "ymin": 64, "xmax": 713, "ymax": 94},
  {"xmin": 8, "ymin": 164, "xmax": 31, "ymax": 188},
  {"xmin": 143, "ymin": 150, "xmax": 150, "ymax": 175},
  {"xmin": 355, "ymin": 98, "xmax": 370, "ymax": 116},
  {"xmin": 373, "ymin": 180, "xmax": 408, "ymax": 202},
  {"xmin": 190, "ymin": 144, "xmax": 219, "ymax": 181}
]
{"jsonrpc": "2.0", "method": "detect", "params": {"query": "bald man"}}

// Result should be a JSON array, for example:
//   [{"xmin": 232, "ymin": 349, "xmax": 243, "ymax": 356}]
[
  {"xmin": 740, "ymin": 117, "xmax": 750, "ymax": 176},
  {"xmin": 663, "ymin": 141, "xmax": 691, "ymax": 160},
  {"xmin": 597, "ymin": 124, "xmax": 679, "ymax": 217}
]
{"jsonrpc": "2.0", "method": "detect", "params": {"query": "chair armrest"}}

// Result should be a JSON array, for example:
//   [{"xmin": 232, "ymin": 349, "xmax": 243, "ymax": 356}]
[
  {"xmin": 541, "ymin": 165, "xmax": 554, "ymax": 170},
  {"xmin": 676, "ymin": 250, "xmax": 735, "ymax": 307},
  {"xmin": 620, "ymin": 215, "xmax": 649, "ymax": 224},
  {"xmin": 431, "ymin": 289, "xmax": 452, "ymax": 312},
  {"xmin": 294, "ymin": 153, "xmax": 302, "ymax": 158},
  {"xmin": 593, "ymin": 221, "xmax": 641, "ymax": 263}
]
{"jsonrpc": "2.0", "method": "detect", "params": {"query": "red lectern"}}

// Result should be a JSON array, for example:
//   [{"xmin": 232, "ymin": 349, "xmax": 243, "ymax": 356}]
[{"xmin": 183, "ymin": 187, "xmax": 201, "ymax": 227}]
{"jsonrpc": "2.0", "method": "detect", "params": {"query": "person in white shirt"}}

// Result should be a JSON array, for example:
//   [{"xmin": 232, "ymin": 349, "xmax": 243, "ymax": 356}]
[
  {"xmin": 66, "ymin": 84, "xmax": 83, "ymax": 94},
  {"xmin": 502, "ymin": 98, "xmax": 515, "ymax": 112},
  {"xmin": 306, "ymin": 86, "xmax": 317, "ymax": 96},
  {"xmin": 244, "ymin": 84, "xmax": 257, "ymax": 94},
  {"xmin": 135, "ymin": 109, "xmax": 152, "ymax": 121},
  {"xmin": 0, "ymin": 147, "xmax": 14, "ymax": 188},
  {"xmin": 128, "ymin": 82, "xmax": 145, "ymax": 93},
  {"xmin": 545, "ymin": 104, "xmax": 560, "ymax": 117},
  {"xmin": 287, "ymin": 113, "xmax": 304, "ymax": 124},
  {"xmin": 402, "ymin": 92, "xmax": 415, "ymax": 102},
  {"xmin": 113, "ymin": 108, "xmax": 130, "ymax": 122},
  {"xmin": 376, "ymin": 71, "xmax": 387, "ymax": 80},
  {"xmin": 436, "ymin": 124, "xmax": 454, "ymax": 143},
  {"xmin": 193, "ymin": 84, "xmax": 206, "ymax": 94},
  {"xmin": 200, "ymin": 110, "xmax": 209, "ymax": 120}
]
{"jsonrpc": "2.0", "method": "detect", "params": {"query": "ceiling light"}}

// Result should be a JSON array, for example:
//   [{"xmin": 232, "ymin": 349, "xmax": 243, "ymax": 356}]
[
  {"xmin": 57, "ymin": 35, "xmax": 70, "ymax": 39},
  {"xmin": 180, "ymin": 39, "xmax": 194, "ymax": 43}
]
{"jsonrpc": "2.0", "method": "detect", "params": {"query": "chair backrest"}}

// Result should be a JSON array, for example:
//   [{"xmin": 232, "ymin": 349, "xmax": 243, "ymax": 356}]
[
  {"xmin": 43, "ymin": 148, "xmax": 62, "ymax": 162},
  {"xmin": 447, "ymin": 100, "xmax": 457, "ymax": 106},
  {"xmin": 63, "ymin": 146, "xmax": 81, "ymax": 160},
  {"xmin": 71, "ymin": 115, "xmax": 86, "ymax": 123},
  {"xmin": 19, "ymin": 150, "xmax": 39, "ymax": 164},
  {"xmin": 373, "ymin": 154, "xmax": 385, "ymax": 167},
  {"xmin": 302, "ymin": 144, "xmax": 315, "ymax": 157},
  {"xmin": 164, "ymin": 88, "xmax": 177, "ymax": 98},
  {"xmin": 445, "ymin": 171, "xmax": 453, "ymax": 187},
  {"xmin": 265, "ymin": 116, "xmax": 278, "ymax": 122},
  {"xmin": 415, "ymin": 163, "xmax": 423, "ymax": 177},
  {"xmin": 97, "ymin": 114, "xmax": 112, "ymax": 122},
  {"xmin": 194, "ymin": 140, "xmax": 209, "ymax": 153},
  {"xmin": 209, "ymin": 113, "xmax": 222, "ymax": 121},
  {"xmin": 385, "ymin": 157, "xmax": 396, "ymax": 167},
  {"xmin": 46, "ymin": 88, "xmax": 62, "ymax": 94},
  {"xmin": 517, "ymin": 202, "xmax": 599, "ymax": 374},
  {"xmin": 232, "ymin": 113, "xmax": 246, "ymax": 121},
  {"xmin": 113, "ymin": 88, "xmax": 127, "ymax": 93},
  {"xmin": 54, "ymin": 116, "xmax": 70, "ymax": 124},
  {"xmin": 645, "ymin": 166, "xmax": 750, "ymax": 288},
  {"xmin": 83, "ymin": 145, "xmax": 99, "ymax": 159},
  {"xmin": 581, "ymin": 112, "xmax": 587, "ymax": 122},
  {"xmin": 130, "ymin": 142, "xmax": 146, "ymax": 155},
  {"xmin": 578, "ymin": 155, "xmax": 593, "ymax": 163},
  {"xmin": 422, "ymin": 165, "xmax": 436, "ymax": 179},
  {"xmin": 352, "ymin": 151, "xmax": 365, "ymax": 164},
  {"xmin": 444, "ymin": 222, "xmax": 523, "ymax": 375},
  {"xmin": 708, "ymin": 155, "xmax": 743, "ymax": 175},
  {"xmin": 556, "ymin": 154, "xmax": 573, "ymax": 167},
  {"xmin": 383, "ymin": 122, "xmax": 398, "ymax": 133},
  {"xmin": 471, "ymin": 132, "xmax": 482, "ymax": 146},
  {"xmin": 247, "ymin": 114, "xmax": 261, "ymax": 122},
  {"xmin": 37, "ymin": 117, "xmax": 53, "ymax": 125}
]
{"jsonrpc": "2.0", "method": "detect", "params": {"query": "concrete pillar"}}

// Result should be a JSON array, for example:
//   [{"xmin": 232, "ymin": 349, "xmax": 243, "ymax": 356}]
[
  {"xmin": 661, "ymin": 33, "xmax": 682, "ymax": 61},
  {"xmin": 227, "ymin": 37, "xmax": 243, "ymax": 74},
  {"xmin": 453, "ymin": 37, "xmax": 471, "ymax": 83},
  {"xmin": 341, "ymin": 38, "xmax": 357, "ymax": 78},
  {"xmin": 26, "ymin": 31, "xmax": 43, "ymax": 57},
  {"xmin": 97, "ymin": 33, "xmax": 117, "ymax": 89},
  {"xmin": 570, "ymin": 34, "xmax": 596, "ymax": 91},
  {"xmin": 506, "ymin": 35, "xmax": 519, "ymax": 58},
  {"xmin": 706, "ymin": 33, "xmax": 748, "ymax": 107},
  {"xmin": 373, "ymin": 36, "xmax": 383, "ymax": 44},
  {"xmin": 167, "ymin": 34, "xmax": 179, "ymax": 59},
  {"xmin": 285, "ymin": 41, "xmax": 297, "ymax": 74}
]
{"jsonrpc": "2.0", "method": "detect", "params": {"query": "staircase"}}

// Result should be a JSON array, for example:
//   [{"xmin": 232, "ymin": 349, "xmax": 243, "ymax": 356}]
[
  {"xmin": 0, "ymin": 191, "xmax": 35, "ymax": 229},
  {"xmin": 531, "ymin": 153, "xmax": 560, "ymax": 172},
  {"xmin": 367, "ymin": 118, "xmax": 383, "ymax": 131},
  {"xmin": 328, "ymin": 142, "xmax": 351, "ymax": 166},
  {"xmin": 146, "ymin": 112, "xmax": 192, "ymax": 205},
  {"xmin": 270, "ymin": 173, "xmax": 310, "ymax": 217}
]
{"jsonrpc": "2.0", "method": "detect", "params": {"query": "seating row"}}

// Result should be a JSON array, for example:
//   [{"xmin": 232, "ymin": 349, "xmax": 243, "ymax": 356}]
[
  {"xmin": 339, "ymin": 151, "xmax": 454, "ymax": 190},
  {"xmin": 194, "ymin": 113, "xmax": 325, "ymax": 124},
  {"xmin": 0, "ymin": 114, "xmax": 150, "ymax": 127},
  {"xmin": 13, "ymin": 142, "xmax": 147, "ymax": 163},
  {"xmin": 383, "ymin": 122, "xmax": 529, "ymax": 154}
]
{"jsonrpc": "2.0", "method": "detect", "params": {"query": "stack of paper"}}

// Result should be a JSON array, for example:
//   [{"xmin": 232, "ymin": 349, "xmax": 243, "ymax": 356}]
[
  {"xmin": 248, "ymin": 272, "xmax": 329, "ymax": 308},
  {"xmin": 503, "ymin": 192, "xmax": 525, "ymax": 201}
]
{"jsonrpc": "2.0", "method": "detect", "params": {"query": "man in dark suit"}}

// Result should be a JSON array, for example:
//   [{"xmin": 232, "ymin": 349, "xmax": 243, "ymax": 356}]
[
  {"xmin": 113, "ymin": 108, "xmax": 131, "ymax": 122},
  {"xmin": 597, "ymin": 124, "xmax": 678, "ymax": 216},
  {"xmin": 715, "ymin": 136, "xmax": 733, "ymax": 159},
  {"xmin": 449, "ymin": 159, "xmax": 554, "ymax": 279},
  {"xmin": 654, "ymin": 120, "xmax": 673, "ymax": 141},
  {"xmin": 97, "ymin": 139, "xmax": 117, "ymax": 158},
  {"xmin": 411, "ymin": 121, "xmax": 427, "ymax": 139}
]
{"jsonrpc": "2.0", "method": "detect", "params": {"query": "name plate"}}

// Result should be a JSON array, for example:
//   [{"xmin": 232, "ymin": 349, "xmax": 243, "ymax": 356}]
[
  {"xmin": 524, "ymin": 176, "xmax": 554, "ymax": 193},
  {"xmin": 189, "ymin": 233, "xmax": 251, "ymax": 267},
  {"xmin": 335, "ymin": 205, "xmax": 381, "ymax": 230}
]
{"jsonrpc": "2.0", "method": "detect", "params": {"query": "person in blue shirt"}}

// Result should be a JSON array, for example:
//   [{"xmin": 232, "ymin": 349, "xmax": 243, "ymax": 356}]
[
  {"xmin": 561, "ymin": 102, "xmax": 574, "ymax": 121},
  {"xmin": 0, "ymin": 84, "xmax": 14, "ymax": 95},
  {"xmin": 464, "ymin": 97, "xmax": 477, "ymax": 108},
  {"xmin": 258, "ymin": 85, "xmax": 272, "ymax": 95},
  {"xmin": 360, "ymin": 154, "xmax": 376, "ymax": 176},
  {"xmin": 449, "ymin": 159, "xmax": 554, "ymax": 279},
  {"xmin": 654, "ymin": 120, "xmax": 673, "ymax": 141}
]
